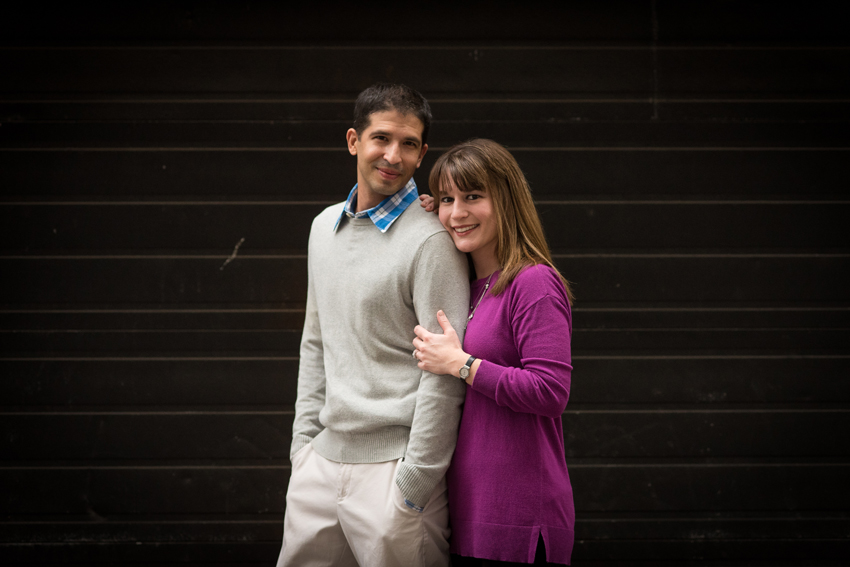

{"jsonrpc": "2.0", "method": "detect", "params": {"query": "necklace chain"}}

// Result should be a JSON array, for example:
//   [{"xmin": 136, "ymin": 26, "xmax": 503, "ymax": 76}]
[{"xmin": 468, "ymin": 273, "xmax": 493, "ymax": 321}]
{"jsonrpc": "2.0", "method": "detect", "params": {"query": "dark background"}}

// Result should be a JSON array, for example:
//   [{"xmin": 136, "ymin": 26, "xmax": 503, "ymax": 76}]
[{"xmin": 2, "ymin": 1, "xmax": 849, "ymax": 564}]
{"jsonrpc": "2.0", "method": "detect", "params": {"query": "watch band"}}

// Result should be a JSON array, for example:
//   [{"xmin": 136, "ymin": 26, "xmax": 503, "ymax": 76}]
[{"xmin": 459, "ymin": 355, "xmax": 477, "ymax": 380}]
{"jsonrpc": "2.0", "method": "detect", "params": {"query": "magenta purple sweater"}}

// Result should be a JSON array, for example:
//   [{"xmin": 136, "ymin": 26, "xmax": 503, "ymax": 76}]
[{"xmin": 447, "ymin": 265, "xmax": 574, "ymax": 565}]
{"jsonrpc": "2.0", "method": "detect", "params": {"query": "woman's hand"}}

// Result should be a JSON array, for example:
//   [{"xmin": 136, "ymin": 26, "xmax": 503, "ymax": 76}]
[
  {"xmin": 418, "ymin": 194, "xmax": 437, "ymax": 213},
  {"xmin": 413, "ymin": 310, "xmax": 468, "ymax": 378}
]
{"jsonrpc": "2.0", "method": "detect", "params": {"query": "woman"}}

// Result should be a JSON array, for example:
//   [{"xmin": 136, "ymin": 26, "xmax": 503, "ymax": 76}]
[{"xmin": 412, "ymin": 139, "xmax": 575, "ymax": 566}]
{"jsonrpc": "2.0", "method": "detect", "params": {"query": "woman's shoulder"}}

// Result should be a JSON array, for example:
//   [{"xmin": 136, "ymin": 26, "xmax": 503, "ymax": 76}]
[
  {"xmin": 513, "ymin": 263, "xmax": 564, "ymax": 289},
  {"xmin": 508, "ymin": 264, "xmax": 570, "ymax": 306}
]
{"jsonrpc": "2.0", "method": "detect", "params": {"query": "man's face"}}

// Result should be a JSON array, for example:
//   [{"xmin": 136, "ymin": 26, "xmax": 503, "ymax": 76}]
[{"xmin": 346, "ymin": 110, "xmax": 428, "ymax": 210}]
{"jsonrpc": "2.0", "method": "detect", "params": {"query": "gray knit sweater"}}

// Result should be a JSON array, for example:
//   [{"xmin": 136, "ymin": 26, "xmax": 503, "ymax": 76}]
[{"xmin": 290, "ymin": 200, "xmax": 470, "ymax": 509}]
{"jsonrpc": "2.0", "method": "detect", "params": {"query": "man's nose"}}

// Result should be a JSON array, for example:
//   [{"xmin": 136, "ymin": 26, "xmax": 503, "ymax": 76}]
[{"xmin": 384, "ymin": 143, "xmax": 401, "ymax": 164}]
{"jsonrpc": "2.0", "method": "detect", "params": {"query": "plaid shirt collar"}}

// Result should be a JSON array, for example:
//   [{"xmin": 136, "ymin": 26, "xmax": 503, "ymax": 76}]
[{"xmin": 333, "ymin": 179, "xmax": 419, "ymax": 233}]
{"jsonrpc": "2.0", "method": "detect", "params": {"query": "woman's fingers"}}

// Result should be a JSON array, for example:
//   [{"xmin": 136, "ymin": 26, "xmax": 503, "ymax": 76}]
[
  {"xmin": 413, "ymin": 315, "xmax": 463, "ymax": 375},
  {"xmin": 418, "ymin": 194, "xmax": 436, "ymax": 212},
  {"xmin": 413, "ymin": 324, "xmax": 429, "ymax": 340},
  {"xmin": 436, "ymin": 310, "xmax": 455, "ymax": 335}
]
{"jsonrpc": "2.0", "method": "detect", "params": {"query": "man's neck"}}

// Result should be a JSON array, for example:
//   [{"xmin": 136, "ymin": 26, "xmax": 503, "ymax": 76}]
[{"xmin": 354, "ymin": 188, "xmax": 385, "ymax": 213}]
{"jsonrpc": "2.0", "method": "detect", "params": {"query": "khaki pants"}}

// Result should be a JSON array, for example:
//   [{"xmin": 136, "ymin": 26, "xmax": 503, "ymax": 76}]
[{"xmin": 277, "ymin": 444, "xmax": 451, "ymax": 567}]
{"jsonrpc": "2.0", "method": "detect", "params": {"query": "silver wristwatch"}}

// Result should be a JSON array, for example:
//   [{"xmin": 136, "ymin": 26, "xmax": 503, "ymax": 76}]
[{"xmin": 459, "ymin": 355, "xmax": 477, "ymax": 380}]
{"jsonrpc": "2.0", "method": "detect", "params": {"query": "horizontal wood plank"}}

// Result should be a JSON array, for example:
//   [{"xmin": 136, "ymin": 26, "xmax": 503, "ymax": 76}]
[
  {"xmin": 2, "ymin": 121, "xmax": 848, "ymax": 149},
  {"xmin": 4, "ymin": 100, "xmax": 850, "ymax": 123},
  {"xmin": 572, "ymin": 538, "xmax": 850, "ymax": 562},
  {"xmin": 1, "ymin": 2, "xmax": 652, "ymax": 43},
  {"xmin": 3, "ymin": 202, "xmax": 848, "ymax": 254},
  {"xmin": 1, "ymin": 541, "xmax": 278, "ymax": 564},
  {"xmin": 0, "ymin": 47, "xmax": 653, "ymax": 96},
  {"xmin": 657, "ymin": 49, "xmax": 850, "ymax": 97},
  {"xmin": 656, "ymin": 1, "xmax": 850, "ymax": 43},
  {"xmin": 1, "ymin": 99, "xmax": 657, "ymax": 122},
  {"xmin": 1, "ymin": 414, "xmax": 291, "ymax": 461},
  {"xmin": 2, "ymin": 357, "xmax": 847, "ymax": 407},
  {"xmin": 2, "ymin": 328, "xmax": 847, "ymax": 357},
  {"xmin": 563, "ymin": 410, "xmax": 850, "ymax": 458},
  {"xmin": 1, "ymin": 258, "xmax": 309, "ymax": 306},
  {"xmin": 5, "ymin": 513, "xmax": 848, "ymax": 542},
  {"xmin": 0, "ymin": 360, "xmax": 299, "ymax": 407},
  {"xmin": 1, "ymin": 330, "xmax": 302, "ymax": 357},
  {"xmin": 2, "ymin": 306, "xmax": 848, "ymax": 331},
  {"xmin": 0, "ymin": 309, "xmax": 307, "ymax": 331},
  {"xmin": 1, "ymin": 467, "xmax": 289, "ymax": 516},
  {"xmin": 3, "ymin": 539, "xmax": 848, "ymax": 565},
  {"xmin": 575, "ymin": 357, "xmax": 850, "ymax": 405},
  {"xmin": 2, "ymin": 256, "xmax": 847, "ymax": 305},
  {"xmin": 2, "ymin": 465, "xmax": 847, "ymax": 515},
  {"xmin": 4, "ymin": 514, "xmax": 850, "ymax": 563},
  {"xmin": 1, "ymin": 46, "xmax": 847, "ymax": 97},
  {"xmin": 3, "ymin": 150, "xmax": 845, "ymax": 200},
  {"xmin": 2, "ymin": 410, "xmax": 847, "ymax": 461}
]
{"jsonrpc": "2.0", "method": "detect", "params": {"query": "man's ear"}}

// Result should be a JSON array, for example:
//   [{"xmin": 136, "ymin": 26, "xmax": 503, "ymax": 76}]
[
  {"xmin": 346, "ymin": 128, "xmax": 359, "ymax": 156},
  {"xmin": 416, "ymin": 143, "xmax": 429, "ymax": 168}
]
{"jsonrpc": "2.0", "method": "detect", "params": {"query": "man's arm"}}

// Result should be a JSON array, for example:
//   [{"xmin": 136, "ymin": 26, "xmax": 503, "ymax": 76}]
[
  {"xmin": 289, "ymin": 235, "xmax": 326, "ymax": 459},
  {"xmin": 396, "ymin": 231, "xmax": 470, "ymax": 509}
]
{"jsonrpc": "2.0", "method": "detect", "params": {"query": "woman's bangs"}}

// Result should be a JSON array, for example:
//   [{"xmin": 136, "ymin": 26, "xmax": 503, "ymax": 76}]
[{"xmin": 444, "ymin": 155, "xmax": 487, "ymax": 195}]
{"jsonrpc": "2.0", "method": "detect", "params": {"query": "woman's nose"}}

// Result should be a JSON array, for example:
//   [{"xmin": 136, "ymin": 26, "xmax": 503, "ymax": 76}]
[{"xmin": 450, "ymin": 202, "xmax": 467, "ymax": 219}]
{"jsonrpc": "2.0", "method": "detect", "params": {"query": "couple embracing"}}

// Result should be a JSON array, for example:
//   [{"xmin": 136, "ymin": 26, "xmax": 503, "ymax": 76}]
[{"xmin": 278, "ymin": 83, "xmax": 575, "ymax": 567}]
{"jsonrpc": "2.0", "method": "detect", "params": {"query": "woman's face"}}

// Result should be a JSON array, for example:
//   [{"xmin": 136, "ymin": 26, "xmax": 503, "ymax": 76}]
[{"xmin": 437, "ymin": 177, "xmax": 498, "ymax": 265}]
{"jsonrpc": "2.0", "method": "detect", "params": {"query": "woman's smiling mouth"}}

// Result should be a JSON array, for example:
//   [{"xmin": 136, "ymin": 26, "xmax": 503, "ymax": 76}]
[{"xmin": 453, "ymin": 224, "xmax": 479, "ymax": 235}]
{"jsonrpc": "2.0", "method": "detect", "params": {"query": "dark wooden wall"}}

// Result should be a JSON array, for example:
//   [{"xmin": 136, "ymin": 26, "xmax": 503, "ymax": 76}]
[{"xmin": 2, "ymin": 1, "xmax": 848, "ymax": 564}]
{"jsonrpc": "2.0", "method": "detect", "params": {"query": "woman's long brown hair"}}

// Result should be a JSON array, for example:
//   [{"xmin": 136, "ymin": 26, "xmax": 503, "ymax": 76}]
[{"xmin": 429, "ymin": 138, "xmax": 574, "ymax": 303}]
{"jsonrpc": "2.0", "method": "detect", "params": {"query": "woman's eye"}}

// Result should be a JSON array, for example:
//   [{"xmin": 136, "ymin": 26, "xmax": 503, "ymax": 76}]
[{"xmin": 440, "ymin": 197, "xmax": 453, "ymax": 204}]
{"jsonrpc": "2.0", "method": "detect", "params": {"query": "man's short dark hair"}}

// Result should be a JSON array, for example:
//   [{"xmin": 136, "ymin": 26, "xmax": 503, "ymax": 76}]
[{"xmin": 353, "ymin": 83, "xmax": 432, "ymax": 145}]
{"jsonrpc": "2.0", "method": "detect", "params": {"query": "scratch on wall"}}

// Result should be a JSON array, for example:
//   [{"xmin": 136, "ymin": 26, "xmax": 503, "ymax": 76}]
[{"xmin": 220, "ymin": 237, "xmax": 246, "ymax": 271}]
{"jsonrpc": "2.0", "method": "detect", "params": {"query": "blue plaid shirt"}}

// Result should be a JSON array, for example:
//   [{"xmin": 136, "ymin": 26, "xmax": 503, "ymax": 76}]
[{"xmin": 333, "ymin": 179, "xmax": 419, "ymax": 233}]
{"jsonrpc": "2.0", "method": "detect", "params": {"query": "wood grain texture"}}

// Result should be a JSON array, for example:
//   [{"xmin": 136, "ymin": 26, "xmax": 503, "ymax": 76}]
[
  {"xmin": 2, "ymin": 410, "xmax": 847, "ymax": 461},
  {"xmin": 3, "ymin": 515, "xmax": 849, "ymax": 564},
  {"xmin": 4, "ymin": 121, "xmax": 849, "ymax": 149},
  {"xmin": 2, "ymin": 465, "xmax": 847, "ymax": 516},
  {"xmin": 3, "ymin": 149, "xmax": 847, "ymax": 200},
  {"xmin": 2, "ymin": 328, "xmax": 847, "ymax": 357},
  {"xmin": 0, "ymin": 360, "xmax": 299, "ymax": 407},
  {"xmin": 1, "ymin": 356, "xmax": 847, "ymax": 407},
  {"xmin": 3, "ymin": 256, "xmax": 847, "ymax": 305},
  {"xmin": 0, "ymin": 48, "xmax": 653, "ymax": 96},
  {"xmin": 0, "ymin": 1, "xmax": 652, "ymax": 43},
  {"xmin": 3, "ymin": 202, "xmax": 848, "ymax": 253}
]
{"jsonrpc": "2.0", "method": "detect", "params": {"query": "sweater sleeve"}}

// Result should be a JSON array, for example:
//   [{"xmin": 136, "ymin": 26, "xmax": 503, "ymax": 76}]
[
  {"xmin": 289, "ymin": 227, "xmax": 326, "ymax": 459},
  {"xmin": 471, "ymin": 279, "xmax": 573, "ymax": 419},
  {"xmin": 395, "ymin": 232, "xmax": 470, "ymax": 509}
]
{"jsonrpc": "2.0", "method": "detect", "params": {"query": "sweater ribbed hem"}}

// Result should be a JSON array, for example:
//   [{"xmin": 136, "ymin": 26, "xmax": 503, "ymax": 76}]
[
  {"xmin": 311, "ymin": 426, "xmax": 410, "ymax": 464},
  {"xmin": 395, "ymin": 459, "xmax": 440, "ymax": 510},
  {"xmin": 289, "ymin": 433, "xmax": 314, "ymax": 460}
]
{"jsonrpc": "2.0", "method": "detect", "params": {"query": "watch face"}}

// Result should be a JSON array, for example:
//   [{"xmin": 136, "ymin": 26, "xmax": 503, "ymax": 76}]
[{"xmin": 459, "ymin": 367, "xmax": 470, "ymax": 379}]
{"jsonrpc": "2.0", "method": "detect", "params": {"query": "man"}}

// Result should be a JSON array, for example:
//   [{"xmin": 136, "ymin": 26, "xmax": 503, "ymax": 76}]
[{"xmin": 277, "ymin": 83, "xmax": 470, "ymax": 567}]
